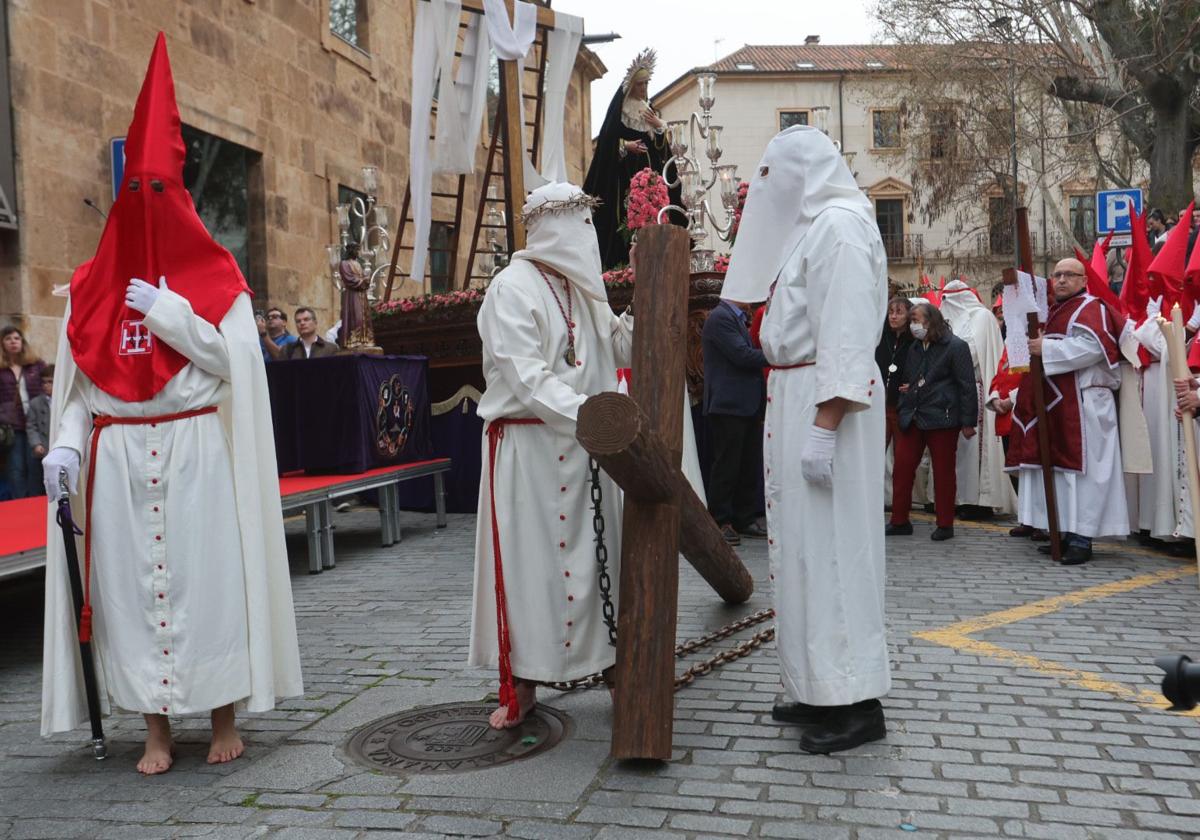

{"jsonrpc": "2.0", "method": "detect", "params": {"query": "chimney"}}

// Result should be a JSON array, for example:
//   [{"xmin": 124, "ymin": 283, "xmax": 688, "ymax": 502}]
[{"xmin": 804, "ymin": 34, "xmax": 820, "ymax": 45}]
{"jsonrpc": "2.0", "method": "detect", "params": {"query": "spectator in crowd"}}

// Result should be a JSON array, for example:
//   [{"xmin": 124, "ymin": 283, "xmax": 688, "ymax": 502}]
[
  {"xmin": 701, "ymin": 296, "xmax": 769, "ymax": 545},
  {"xmin": 887, "ymin": 303, "xmax": 978, "ymax": 541},
  {"xmin": 284, "ymin": 307, "xmax": 339, "ymax": 359},
  {"xmin": 876, "ymin": 297, "xmax": 913, "ymax": 448},
  {"xmin": 1147, "ymin": 209, "xmax": 1168, "ymax": 252},
  {"xmin": 257, "ymin": 306, "xmax": 299, "ymax": 361},
  {"xmin": 25, "ymin": 364, "xmax": 53, "ymax": 475},
  {"xmin": 0, "ymin": 325, "xmax": 48, "ymax": 498}
]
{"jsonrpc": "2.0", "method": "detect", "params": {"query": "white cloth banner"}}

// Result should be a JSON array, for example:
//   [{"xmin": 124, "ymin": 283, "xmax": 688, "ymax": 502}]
[
  {"xmin": 409, "ymin": 0, "xmax": 463, "ymax": 286},
  {"xmin": 1002, "ymin": 270, "xmax": 1048, "ymax": 372},
  {"xmin": 539, "ymin": 12, "xmax": 583, "ymax": 184},
  {"xmin": 433, "ymin": 13, "xmax": 491, "ymax": 175},
  {"xmin": 482, "ymin": 0, "xmax": 536, "ymax": 59}
]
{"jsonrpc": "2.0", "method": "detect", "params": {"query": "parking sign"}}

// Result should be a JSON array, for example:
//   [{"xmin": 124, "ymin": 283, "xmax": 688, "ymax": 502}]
[{"xmin": 1096, "ymin": 188, "xmax": 1142, "ymax": 236}]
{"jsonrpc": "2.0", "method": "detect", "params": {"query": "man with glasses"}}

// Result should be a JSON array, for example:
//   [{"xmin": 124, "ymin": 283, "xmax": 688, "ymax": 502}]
[
  {"xmin": 1005, "ymin": 257, "xmax": 1129, "ymax": 565},
  {"xmin": 256, "ymin": 306, "xmax": 298, "ymax": 362}
]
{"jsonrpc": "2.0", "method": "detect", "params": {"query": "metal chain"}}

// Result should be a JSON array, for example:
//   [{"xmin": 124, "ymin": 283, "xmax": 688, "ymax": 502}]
[
  {"xmin": 545, "ymin": 608, "xmax": 776, "ymax": 694},
  {"xmin": 590, "ymin": 458, "xmax": 618, "ymax": 646}
]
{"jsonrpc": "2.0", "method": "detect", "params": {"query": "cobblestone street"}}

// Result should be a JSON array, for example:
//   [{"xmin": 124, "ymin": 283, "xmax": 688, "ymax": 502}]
[{"xmin": 3, "ymin": 507, "xmax": 1200, "ymax": 839}]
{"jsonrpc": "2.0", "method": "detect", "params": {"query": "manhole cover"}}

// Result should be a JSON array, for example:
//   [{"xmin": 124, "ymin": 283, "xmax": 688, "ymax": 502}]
[{"xmin": 345, "ymin": 702, "xmax": 570, "ymax": 775}]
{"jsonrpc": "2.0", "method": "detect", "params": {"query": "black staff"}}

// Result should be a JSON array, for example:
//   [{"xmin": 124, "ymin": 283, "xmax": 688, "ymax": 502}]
[{"xmin": 55, "ymin": 470, "xmax": 107, "ymax": 760}]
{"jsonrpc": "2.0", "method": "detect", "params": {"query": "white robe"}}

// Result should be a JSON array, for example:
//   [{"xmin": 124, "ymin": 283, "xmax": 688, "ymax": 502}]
[
  {"xmin": 1131, "ymin": 322, "xmax": 1198, "ymax": 539},
  {"xmin": 1016, "ymin": 325, "xmax": 1128, "ymax": 538},
  {"xmin": 939, "ymin": 289, "xmax": 1015, "ymax": 513},
  {"xmin": 760, "ymin": 209, "xmax": 891, "ymax": 706},
  {"xmin": 42, "ymin": 292, "xmax": 303, "ymax": 734},
  {"xmin": 469, "ymin": 259, "xmax": 633, "ymax": 682}
]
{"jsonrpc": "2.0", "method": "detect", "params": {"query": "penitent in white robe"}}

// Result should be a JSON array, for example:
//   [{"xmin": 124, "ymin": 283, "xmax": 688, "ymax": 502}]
[
  {"xmin": 1016, "ymin": 326, "xmax": 1129, "ymax": 538},
  {"xmin": 42, "ymin": 292, "xmax": 303, "ymax": 733},
  {"xmin": 469, "ymin": 259, "xmax": 632, "ymax": 683},
  {"xmin": 761, "ymin": 209, "xmax": 892, "ymax": 706}
]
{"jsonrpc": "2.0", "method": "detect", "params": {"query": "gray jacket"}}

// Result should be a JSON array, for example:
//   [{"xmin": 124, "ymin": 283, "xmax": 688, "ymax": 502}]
[{"xmin": 26, "ymin": 393, "xmax": 51, "ymax": 452}]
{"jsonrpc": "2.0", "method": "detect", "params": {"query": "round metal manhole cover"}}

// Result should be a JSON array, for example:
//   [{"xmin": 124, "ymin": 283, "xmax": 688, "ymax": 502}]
[{"xmin": 345, "ymin": 702, "xmax": 570, "ymax": 775}]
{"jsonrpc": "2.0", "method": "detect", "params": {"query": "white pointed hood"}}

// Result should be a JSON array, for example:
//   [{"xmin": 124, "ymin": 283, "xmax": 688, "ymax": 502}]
[
  {"xmin": 512, "ymin": 182, "xmax": 607, "ymax": 300},
  {"xmin": 721, "ymin": 125, "xmax": 874, "ymax": 303}
]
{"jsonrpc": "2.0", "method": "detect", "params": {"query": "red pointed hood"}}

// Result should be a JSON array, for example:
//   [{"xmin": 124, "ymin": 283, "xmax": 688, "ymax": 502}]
[
  {"xmin": 1187, "ymin": 216, "xmax": 1200, "ymax": 283},
  {"xmin": 1147, "ymin": 201, "xmax": 1194, "ymax": 310},
  {"xmin": 1074, "ymin": 246, "xmax": 1121, "ymax": 312},
  {"xmin": 1120, "ymin": 205, "xmax": 1151, "ymax": 321},
  {"xmin": 1090, "ymin": 231, "xmax": 1113, "ymax": 280},
  {"xmin": 66, "ymin": 33, "xmax": 249, "ymax": 403}
]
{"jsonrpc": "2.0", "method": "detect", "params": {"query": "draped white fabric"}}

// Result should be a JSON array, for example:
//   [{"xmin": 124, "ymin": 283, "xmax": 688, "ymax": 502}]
[
  {"xmin": 539, "ymin": 12, "xmax": 583, "ymax": 184},
  {"xmin": 409, "ymin": 0, "xmax": 463, "ymax": 287},
  {"xmin": 42, "ymin": 293, "xmax": 302, "ymax": 735},
  {"xmin": 482, "ymin": 0, "xmax": 536, "ymax": 59},
  {"xmin": 433, "ymin": 12, "xmax": 491, "ymax": 176}
]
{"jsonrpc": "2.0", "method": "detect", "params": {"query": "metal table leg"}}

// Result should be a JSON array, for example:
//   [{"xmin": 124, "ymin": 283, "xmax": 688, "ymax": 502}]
[
  {"xmin": 320, "ymin": 500, "xmax": 335, "ymax": 569},
  {"xmin": 379, "ymin": 484, "xmax": 394, "ymax": 546},
  {"xmin": 305, "ymin": 503, "xmax": 322, "ymax": 574},
  {"xmin": 434, "ymin": 471, "xmax": 448, "ymax": 529}
]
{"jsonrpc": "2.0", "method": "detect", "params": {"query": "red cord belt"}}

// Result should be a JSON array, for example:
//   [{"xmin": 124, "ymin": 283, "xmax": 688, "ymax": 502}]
[
  {"xmin": 485, "ymin": 417, "xmax": 545, "ymax": 721},
  {"xmin": 77, "ymin": 405, "xmax": 219, "ymax": 643},
  {"xmin": 769, "ymin": 360, "xmax": 815, "ymax": 370}
]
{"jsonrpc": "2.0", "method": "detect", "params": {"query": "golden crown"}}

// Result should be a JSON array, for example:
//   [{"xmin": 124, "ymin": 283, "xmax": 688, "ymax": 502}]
[{"xmin": 621, "ymin": 48, "xmax": 658, "ymax": 93}]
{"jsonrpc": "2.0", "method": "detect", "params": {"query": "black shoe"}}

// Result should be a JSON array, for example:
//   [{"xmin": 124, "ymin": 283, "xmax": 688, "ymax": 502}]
[
  {"xmin": 1029, "ymin": 529, "xmax": 1049, "ymax": 542},
  {"xmin": 738, "ymin": 522, "xmax": 769, "ymax": 539},
  {"xmin": 1164, "ymin": 541, "xmax": 1196, "ymax": 558},
  {"xmin": 959, "ymin": 505, "xmax": 995, "ymax": 521},
  {"xmin": 1058, "ymin": 545, "xmax": 1091, "ymax": 565},
  {"xmin": 798, "ymin": 700, "xmax": 886, "ymax": 754},
  {"xmin": 1009, "ymin": 524, "xmax": 1035, "ymax": 538},
  {"xmin": 720, "ymin": 524, "xmax": 741, "ymax": 546},
  {"xmin": 885, "ymin": 522, "xmax": 913, "ymax": 536},
  {"xmin": 931, "ymin": 527, "xmax": 954, "ymax": 541},
  {"xmin": 771, "ymin": 701, "xmax": 829, "ymax": 725}
]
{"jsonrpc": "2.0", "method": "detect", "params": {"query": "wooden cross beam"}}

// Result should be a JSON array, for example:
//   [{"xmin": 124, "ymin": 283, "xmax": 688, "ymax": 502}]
[{"xmin": 574, "ymin": 224, "xmax": 754, "ymax": 761}]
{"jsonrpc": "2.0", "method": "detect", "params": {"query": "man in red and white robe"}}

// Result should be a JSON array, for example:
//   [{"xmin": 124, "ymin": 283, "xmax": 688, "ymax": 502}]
[{"xmin": 1007, "ymin": 257, "xmax": 1129, "ymax": 564}]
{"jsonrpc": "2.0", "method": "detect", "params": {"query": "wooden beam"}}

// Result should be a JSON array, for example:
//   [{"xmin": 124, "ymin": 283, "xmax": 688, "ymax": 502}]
[
  {"xmin": 609, "ymin": 224, "xmax": 690, "ymax": 761},
  {"xmin": 457, "ymin": 0, "xmax": 557, "ymax": 29},
  {"xmin": 499, "ymin": 0, "xmax": 527, "ymax": 250}
]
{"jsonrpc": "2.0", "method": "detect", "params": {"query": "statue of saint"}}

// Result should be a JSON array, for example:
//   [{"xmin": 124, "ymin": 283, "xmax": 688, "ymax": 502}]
[
  {"xmin": 339, "ymin": 242, "xmax": 376, "ymax": 351},
  {"xmin": 583, "ymin": 48, "xmax": 684, "ymax": 270}
]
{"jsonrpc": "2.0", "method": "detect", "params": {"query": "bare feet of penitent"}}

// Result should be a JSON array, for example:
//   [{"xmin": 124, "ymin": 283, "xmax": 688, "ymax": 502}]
[
  {"xmin": 207, "ymin": 703, "xmax": 245, "ymax": 764},
  {"xmin": 489, "ymin": 679, "xmax": 537, "ymax": 729},
  {"xmin": 137, "ymin": 714, "xmax": 174, "ymax": 775}
]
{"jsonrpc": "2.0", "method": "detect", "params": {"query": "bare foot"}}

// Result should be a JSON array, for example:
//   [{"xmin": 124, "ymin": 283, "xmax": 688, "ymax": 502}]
[
  {"xmin": 207, "ymin": 703, "xmax": 245, "ymax": 765},
  {"xmin": 489, "ymin": 680, "xmax": 536, "ymax": 729},
  {"xmin": 137, "ymin": 714, "xmax": 174, "ymax": 776}
]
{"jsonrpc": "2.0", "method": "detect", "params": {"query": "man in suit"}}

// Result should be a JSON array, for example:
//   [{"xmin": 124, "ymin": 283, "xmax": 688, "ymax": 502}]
[{"xmin": 702, "ymin": 298, "xmax": 768, "ymax": 544}]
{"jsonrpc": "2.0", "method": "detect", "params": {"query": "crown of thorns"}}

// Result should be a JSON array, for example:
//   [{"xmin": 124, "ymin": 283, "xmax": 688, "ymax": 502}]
[
  {"xmin": 517, "ymin": 193, "xmax": 602, "ymax": 224},
  {"xmin": 622, "ymin": 48, "xmax": 657, "ymax": 93}
]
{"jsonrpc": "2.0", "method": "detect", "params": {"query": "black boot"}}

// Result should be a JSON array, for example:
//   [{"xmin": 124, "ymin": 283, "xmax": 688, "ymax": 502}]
[
  {"xmin": 885, "ymin": 522, "xmax": 913, "ymax": 536},
  {"xmin": 798, "ymin": 699, "xmax": 886, "ymax": 754},
  {"xmin": 930, "ymin": 526, "xmax": 954, "ymax": 541},
  {"xmin": 771, "ymin": 700, "xmax": 829, "ymax": 725}
]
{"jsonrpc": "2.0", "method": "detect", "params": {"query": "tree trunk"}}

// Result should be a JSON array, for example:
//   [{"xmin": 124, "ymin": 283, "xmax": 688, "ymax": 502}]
[{"xmin": 1148, "ymin": 101, "xmax": 1195, "ymax": 214}]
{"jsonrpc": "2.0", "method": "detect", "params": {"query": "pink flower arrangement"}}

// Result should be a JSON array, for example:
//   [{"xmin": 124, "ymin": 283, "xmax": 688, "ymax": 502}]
[
  {"xmin": 602, "ymin": 267, "xmax": 636, "ymax": 287},
  {"xmin": 729, "ymin": 180, "xmax": 750, "ymax": 241},
  {"xmin": 713, "ymin": 254, "xmax": 730, "ymax": 273},
  {"xmin": 373, "ymin": 287, "xmax": 486, "ymax": 317},
  {"xmin": 625, "ymin": 168, "xmax": 670, "ymax": 232}
]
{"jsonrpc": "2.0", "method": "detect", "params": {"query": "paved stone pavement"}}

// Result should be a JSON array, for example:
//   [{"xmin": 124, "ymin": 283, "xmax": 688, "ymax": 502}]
[{"xmin": 3, "ymin": 506, "xmax": 1200, "ymax": 839}]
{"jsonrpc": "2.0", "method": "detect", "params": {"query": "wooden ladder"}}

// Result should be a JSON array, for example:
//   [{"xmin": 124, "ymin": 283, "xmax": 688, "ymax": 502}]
[{"xmin": 383, "ymin": 2, "xmax": 553, "ymax": 301}]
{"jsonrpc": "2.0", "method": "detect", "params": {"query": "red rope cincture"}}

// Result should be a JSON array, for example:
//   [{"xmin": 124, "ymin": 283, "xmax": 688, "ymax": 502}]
[
  {"xmin": 768, "ymin": 360, "xmax": 815, "ymax": 371},
  {"xmin": 486, "ymin": 417, "xmax": 544, "ymax": 721},
  {"xmin": 79, "ymin": 405, "xmax": 219, "ymax": 643}
]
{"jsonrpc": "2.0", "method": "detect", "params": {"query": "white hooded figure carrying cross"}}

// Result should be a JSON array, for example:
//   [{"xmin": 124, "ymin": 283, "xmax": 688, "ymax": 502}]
[{"xmin": 721, "ymin": 126, "xmax": 892, "ymax": 754}]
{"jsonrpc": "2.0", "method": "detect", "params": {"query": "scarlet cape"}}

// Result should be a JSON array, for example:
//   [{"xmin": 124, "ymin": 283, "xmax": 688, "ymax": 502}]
[{"xmin": 1006, "ymin": 291, "xmax": 1125, "ymax": 473}]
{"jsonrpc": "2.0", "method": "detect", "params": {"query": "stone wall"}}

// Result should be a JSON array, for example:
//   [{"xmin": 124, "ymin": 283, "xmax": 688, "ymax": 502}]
[{"xmin": 0, "ymin": 0, "xmax": 600, "ymax": 361}]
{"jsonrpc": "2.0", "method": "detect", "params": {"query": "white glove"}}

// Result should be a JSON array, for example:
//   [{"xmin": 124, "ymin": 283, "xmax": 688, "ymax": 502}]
[
  {"xmin": 1187, "ymin": 303, "xmax": 1200, "ymax": 332},
  {"xmin": 800, "ymin": 425, "xmax": 837, "ymax": 489},
  {"xmin": 1146, "ymin": 295, "xmax": 1163, "ymax": 320},
  {"xmin": 125, "ymin": 275, "xmax": 168, "ymax": 315},
  {"xmin": 42, "ymin": 447, "xmax": 81, "ymax": 500}
]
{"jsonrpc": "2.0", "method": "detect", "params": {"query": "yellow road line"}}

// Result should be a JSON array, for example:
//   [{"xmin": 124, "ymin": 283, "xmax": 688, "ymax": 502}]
[{"xmin": 913, "ymin": 565, "xmax": 1199, "ymax": 716}]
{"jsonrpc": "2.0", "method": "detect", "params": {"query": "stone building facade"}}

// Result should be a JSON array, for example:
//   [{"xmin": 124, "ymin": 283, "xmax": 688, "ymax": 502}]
[{"xmin": 0, "ymin": 0, "xmax": 601, "ymax": 359}]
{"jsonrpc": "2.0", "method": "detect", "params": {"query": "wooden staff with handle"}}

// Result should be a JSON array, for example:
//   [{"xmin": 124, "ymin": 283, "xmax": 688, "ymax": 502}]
[
  {"xmin": 1157, "ymin": 305, "xmax": 1200, "ymax": 586},
  {"xmin": 1002, "ymin": 208, "xmax": 1062, "ymax": 562}
]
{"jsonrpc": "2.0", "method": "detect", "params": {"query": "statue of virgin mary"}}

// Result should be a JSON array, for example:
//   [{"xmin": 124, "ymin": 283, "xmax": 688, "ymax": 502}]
[{"xmin": 583, "ymin": 48, "xmax": 684, "ymax": 270}]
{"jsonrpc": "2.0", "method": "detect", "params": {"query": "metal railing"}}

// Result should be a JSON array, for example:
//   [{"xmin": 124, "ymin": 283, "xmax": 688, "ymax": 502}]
[{"xmin": 880, "ymin": 232, "xmax": 924, "ymax": 261}]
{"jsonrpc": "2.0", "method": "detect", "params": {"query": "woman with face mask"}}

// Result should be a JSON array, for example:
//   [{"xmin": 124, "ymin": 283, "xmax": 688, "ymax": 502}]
[{"xmin": 886, "ymin": 302, "xmax": 978, "ymax": 541}]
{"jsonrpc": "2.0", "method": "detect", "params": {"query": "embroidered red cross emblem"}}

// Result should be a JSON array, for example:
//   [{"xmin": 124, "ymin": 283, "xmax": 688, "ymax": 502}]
[{"xmin": 118, "ymin": 320, "xmax": 153, "ymax": 356}]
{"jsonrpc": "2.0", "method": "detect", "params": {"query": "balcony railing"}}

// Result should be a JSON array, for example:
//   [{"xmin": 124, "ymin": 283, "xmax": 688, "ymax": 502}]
[
  {"xmin": 881, "ymin": 233, "xmax": 924, "ymax": 261},
  {"xmin": 975, "ymin": 231, "xmax": 1074, "ymax": 258}
]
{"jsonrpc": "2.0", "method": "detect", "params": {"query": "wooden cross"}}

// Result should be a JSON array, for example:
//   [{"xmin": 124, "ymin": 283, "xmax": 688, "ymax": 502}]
[
  {"xmin": 574, "ymin": 224, "xmax": 754, "ymax": 760},
  {"xmin": 1001, "ymin": 207, "xmax": 1062, "ymax": 562}
]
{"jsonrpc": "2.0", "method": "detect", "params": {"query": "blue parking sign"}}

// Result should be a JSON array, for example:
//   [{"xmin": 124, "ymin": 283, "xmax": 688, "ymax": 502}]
[
  {"xmin": 110, "ymin": 137, "xmax": 125, "ymax": 201},
  {"xmin": 1096, "ymin": 188, "xmax": 1142, "ymax": 235}
]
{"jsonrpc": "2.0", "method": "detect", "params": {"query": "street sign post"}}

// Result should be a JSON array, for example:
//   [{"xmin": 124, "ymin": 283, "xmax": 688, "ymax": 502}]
[{"xmin": 1096, "ymin": 188, "xmax": 1142, "ymax": 239}]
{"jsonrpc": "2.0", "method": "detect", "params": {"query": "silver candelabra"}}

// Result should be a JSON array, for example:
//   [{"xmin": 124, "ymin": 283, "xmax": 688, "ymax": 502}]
[
  {"xmin": 658, "ymin": 73, "xmax": 740, "ymax": 273},
  {"xmin": 326, "ymin": 165, "xmax": 391, "ymax": 300}
]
